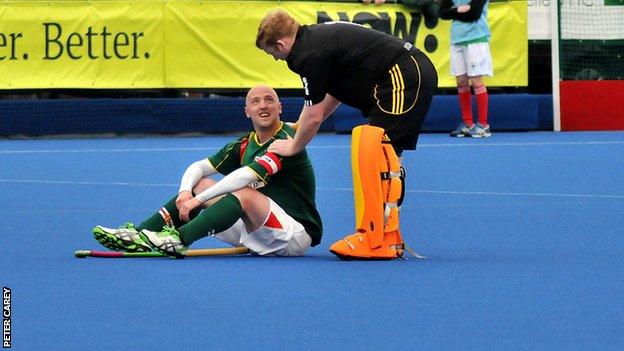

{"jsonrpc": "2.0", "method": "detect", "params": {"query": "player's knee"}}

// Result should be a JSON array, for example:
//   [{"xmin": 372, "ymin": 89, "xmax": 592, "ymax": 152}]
[
  {"xmin": 232, "ymin": 187, "xmax": 268, "ymax": 213},
  {"xmin": 231, "ymin": 187, "xmax": 252, "ymax": 209},
  {"xmin": 456, "ymin": 75, "xmax": 469, "ymax": 87},
  {"xmin": 470, "ymin": 76, "xmax": 484, "ymax": 87}
]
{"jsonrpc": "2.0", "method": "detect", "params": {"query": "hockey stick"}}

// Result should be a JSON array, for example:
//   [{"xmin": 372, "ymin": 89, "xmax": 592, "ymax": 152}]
[{"xmin": 74, "ymin": 247, "xmax": 250, "ymax": 258}]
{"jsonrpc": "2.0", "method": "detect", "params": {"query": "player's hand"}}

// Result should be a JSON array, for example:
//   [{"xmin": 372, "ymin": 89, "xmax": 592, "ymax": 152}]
[
  {"xmin": 179, "ymin": 198, "xmax": 201, "ymax": 222},
  {"xmin": 267, "ymin": 136, "xmax": 296, "ymax": 156},
  {"xmin": 457, "ymin": 5, "xmax": 471, "ymax": 13},
  {"xmin": 175, "ymin": 191, "xmax": 193, "ymax": 210}
]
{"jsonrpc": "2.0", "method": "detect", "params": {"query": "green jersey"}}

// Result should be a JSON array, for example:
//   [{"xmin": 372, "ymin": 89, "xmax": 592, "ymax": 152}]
[{"xmin": 208, "ymin": 122, "xmax": 323, "ymax": 246}]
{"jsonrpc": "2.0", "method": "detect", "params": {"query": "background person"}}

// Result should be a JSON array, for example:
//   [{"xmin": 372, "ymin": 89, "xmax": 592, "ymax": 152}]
[{"xmin": 439, "ymin": 0, "xmax": 493, "ymax": 138}]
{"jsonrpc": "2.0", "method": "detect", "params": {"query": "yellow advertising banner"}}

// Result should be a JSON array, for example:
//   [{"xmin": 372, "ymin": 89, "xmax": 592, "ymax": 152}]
[{"xmin": 0, "ymin": 0, "xmax": 527, "ymax": 89}]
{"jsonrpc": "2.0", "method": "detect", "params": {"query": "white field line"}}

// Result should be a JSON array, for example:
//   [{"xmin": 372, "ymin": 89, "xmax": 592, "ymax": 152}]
[
  {"xmin": 415, "ymin": 141, "xmax": 624, "ymax": 148},
  {"xmin": 1, "ymin": 208, "xmax": 153, "ymax": 214},
  {"xmin": 405, "ymin": 189, "xmax": 624, "ymax": 199},
  {"xmin": 0, "ymin": 179, "xmax": 176, "ymax": 187},
  {"xmin": 319, "ymin": 187, "xmax": 624, "ymax": 199},
  {"xmin": 1, "ymin": 140, "xmax": 623, "ymax": 154},
  {"xmin": 0, "ymin": 147, "xmax": 220, "ymax": 154},
  {"xmin": 1, "ymin": 179, "xmax": 622, "ymax": 199}
]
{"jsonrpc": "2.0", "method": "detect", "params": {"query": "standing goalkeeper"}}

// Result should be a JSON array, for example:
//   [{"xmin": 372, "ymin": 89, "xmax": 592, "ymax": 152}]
[{"xmin": 256, "ymin": 9, "xmax": 438, "ymax": 260}]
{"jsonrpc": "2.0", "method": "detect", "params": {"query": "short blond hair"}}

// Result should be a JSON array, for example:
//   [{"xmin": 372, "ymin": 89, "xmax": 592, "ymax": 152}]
[{"xmin": 255, "ymin": 9, "xmax": 300, "ymax": 49}]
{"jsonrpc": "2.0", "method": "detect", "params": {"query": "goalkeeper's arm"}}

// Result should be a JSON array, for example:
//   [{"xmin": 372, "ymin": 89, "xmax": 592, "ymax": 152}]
[{"xmin": 289, "ymin": 94, "xmax": 341, "ymax": 131}]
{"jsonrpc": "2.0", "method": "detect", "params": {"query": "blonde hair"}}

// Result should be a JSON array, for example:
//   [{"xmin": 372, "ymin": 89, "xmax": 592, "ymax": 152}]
[{"xmin": 255, "ymin": 9, "xmax": 300, "ymax": 49}]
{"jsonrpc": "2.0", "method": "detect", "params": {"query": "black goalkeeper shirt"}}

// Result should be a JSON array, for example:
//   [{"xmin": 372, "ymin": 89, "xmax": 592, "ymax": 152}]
[{"xmin": 286, "ymin": 22, "xmax": 418, "ymax": 114}]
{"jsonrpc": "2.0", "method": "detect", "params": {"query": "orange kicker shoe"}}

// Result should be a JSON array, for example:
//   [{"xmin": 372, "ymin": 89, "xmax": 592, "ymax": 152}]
[{"xmin": 329, "ymin": 230, "xmax": 404, "ymax": 260}]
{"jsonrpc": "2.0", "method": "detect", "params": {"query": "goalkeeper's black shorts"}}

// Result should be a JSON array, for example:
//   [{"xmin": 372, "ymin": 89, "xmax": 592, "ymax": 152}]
[{"xmin": 368, "ymin": 49, "xmax": 438, "ymax": 155}]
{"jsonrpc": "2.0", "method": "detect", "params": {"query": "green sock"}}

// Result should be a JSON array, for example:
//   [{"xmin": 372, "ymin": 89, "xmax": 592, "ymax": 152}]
[
  {"xmin": 137, "ymin": 195, "xmax": 199, "ymax": 231},
  {"xmin": 178, "ymin": 194, "xmax": 244, "ymax": 245}
]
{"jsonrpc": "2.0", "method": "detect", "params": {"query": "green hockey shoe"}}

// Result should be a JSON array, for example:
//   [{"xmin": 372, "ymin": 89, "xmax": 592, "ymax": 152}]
[
  {"xmin": 93, "ymin": 222, "xmax": 153, "ymax": 252},
  {"xmin": 139, "ymin": 225, "xmax": 188, "ymax": 258}
]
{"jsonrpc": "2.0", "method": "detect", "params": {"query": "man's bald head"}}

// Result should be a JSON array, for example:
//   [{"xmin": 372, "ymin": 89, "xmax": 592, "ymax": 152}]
[
  {"xmin": 244, "ymin": 84, "xmax": 282, "ymax": 132},
  {"xmin": 246, "ymin": 84, "xmax": 279, "ymax": 105}
]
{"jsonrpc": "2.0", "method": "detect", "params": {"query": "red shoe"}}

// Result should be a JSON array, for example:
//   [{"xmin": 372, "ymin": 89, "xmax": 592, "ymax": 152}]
[{"xmin": 329, "ymin": 230, "xmax": 404, "ymax": 260}]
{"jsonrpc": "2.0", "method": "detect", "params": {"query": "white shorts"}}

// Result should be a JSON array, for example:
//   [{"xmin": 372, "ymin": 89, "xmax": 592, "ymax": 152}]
[
  {"xmin": 450, "ymin": 42, "xmax": 493, "ymax": 77},
  {"xmin": 213, "ymin": 198, "xmax": 311, "ymax": 256}
]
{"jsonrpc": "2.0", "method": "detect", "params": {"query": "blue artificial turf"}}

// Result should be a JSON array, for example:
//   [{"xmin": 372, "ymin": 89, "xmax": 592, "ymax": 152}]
[{"xmin": 1, "ymin": 131, "xmax": 623, "ymax": 350}]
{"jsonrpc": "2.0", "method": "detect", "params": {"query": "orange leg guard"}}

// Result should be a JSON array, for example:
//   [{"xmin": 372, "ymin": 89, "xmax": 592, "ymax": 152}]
[
  {"xmin": 381, "ymin": 140, "xmax": 403, "ymax": 234},
  {"xmin": 329, "ymin": 125, "xmax": 405, "ymax": 260},
  {"xmin": 351, "ymin": 125, "xmax": 385, "ymax": 249}
]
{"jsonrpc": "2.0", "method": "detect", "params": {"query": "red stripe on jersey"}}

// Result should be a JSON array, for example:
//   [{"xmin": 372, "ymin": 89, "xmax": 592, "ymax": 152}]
[
  {"xmin": 264, "ymin": 211, "xmax": 283, "ymax": 229},
  {"xmin": 239, "ymin": 138, "xmax": 249, "ymax": 164}
]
